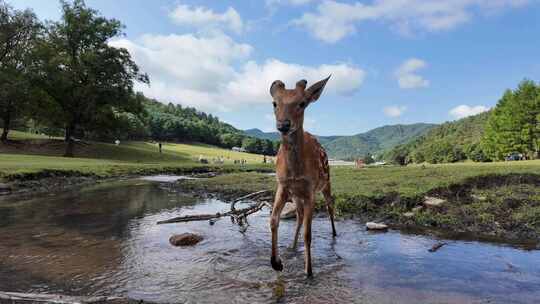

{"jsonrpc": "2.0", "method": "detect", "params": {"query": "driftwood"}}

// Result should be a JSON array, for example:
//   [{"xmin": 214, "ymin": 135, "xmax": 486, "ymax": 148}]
[
  {"xmin": 157, "ymin": 190, "xmax": 272, "ymax": 225},
  {"xmin": 428, "ymin": 242, "xmax": 448, "ymax": 252},
  {"xmin": 0, "ymin": 291, "xmax": 125, "ymax": 303}
]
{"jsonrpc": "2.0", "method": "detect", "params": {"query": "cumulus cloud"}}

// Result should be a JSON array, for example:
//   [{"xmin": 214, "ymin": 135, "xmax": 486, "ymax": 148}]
[
  {"xmin": 395, "ymin": 58, "xmax": 429, "ymax": 89},
  {"xmin": 110, "ymin": 33, "xmax": 365, "ymax": 112},
  {"xmin": 227, "ymin": 59, "xmax": 365, "ymax": 103},
  {"xmin": 449, "ymin": 105, "xmax": 490, "ymax": 119},
  {"xmin": 169, "ymin": 3, "xmax": 243, "ymax": 34},
  {"xmin": 383, "ymin": 105, "xmax": 407, "ymax": 117},
  {"xmin": 293, "ymin": 0, "xmax": 531, "ymax": 43}
]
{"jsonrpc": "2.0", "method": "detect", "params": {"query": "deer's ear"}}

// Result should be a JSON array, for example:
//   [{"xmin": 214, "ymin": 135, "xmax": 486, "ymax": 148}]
[
  {"xmin": 305, "ymin": 75, "xmax": 331, "ymax": 103},
  {"xmin": 270, "ymin": 80, "xmax": 285, "ymax": 98}
]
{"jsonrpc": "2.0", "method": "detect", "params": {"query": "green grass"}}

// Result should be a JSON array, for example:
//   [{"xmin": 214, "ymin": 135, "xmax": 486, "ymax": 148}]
[
  {"xmin": 1, "ymin": 129, "xmax": 62, "ymax": 140},
  {"xmin": 180, "ymin": 161, "xmax": 540, "ymax": 199},
  {"xmin": 0, "ymin": 130, "xmax": 269, "ymax": 179},
  {"xmin": 179, "ymin": 161, "xmax": 540, "ymax": 240}
]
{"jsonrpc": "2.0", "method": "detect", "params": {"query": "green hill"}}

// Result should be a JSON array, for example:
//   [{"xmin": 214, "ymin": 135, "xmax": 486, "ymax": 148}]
[
  {"xmin": 244, "ymin": 129, "xmax": 281, "ymax": 141},
  {"xmin": 245, "ymin": 123, "xmax": 436, "ymax": 160},
  {"xmin": 385, "ymin": 112, "xmax": 491, "ymax": 164},
  {"xmin": 322, "ymin": 123, "xmax": 436, "ymax": 160},
  {"xmin": 244, "ymin": 128, "xmax": 341, "ymax": 144}
]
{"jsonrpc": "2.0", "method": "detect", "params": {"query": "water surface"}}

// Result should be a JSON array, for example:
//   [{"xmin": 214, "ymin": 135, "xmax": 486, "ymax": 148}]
[{"xmin": 0, "ymin": 178, "xmax": 539, "ymax": 303}]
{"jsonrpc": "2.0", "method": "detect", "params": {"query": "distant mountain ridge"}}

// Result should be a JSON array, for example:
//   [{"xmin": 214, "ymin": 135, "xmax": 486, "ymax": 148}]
[
  {"xmin": 244, "ymin": 123, "xmax": 437, "ymax": 160},
  {"xmin": 243, "ymin": 128, "xmax": 341, "ymax": 144}
]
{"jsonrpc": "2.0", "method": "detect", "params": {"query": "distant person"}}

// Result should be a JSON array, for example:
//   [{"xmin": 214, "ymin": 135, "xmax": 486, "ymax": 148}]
[{"xmin": 158, "ymin": 142, "xmax": 162, "ymax": 154}]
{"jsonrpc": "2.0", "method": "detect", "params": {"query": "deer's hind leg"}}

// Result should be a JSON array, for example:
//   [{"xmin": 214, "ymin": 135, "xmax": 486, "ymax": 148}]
[
  {"xmin": 322, "ymin": 183, "xmax": 337, "ymax": 237},
  {"xmin": 291, "ymin": 197, "xmax": 304, "ymax": 250}
]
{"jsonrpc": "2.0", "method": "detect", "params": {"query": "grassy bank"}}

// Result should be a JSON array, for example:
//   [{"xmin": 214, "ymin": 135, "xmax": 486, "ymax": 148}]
[
  {"xmin": 178, "ymin": 161, "xmax": 540, "ymax": 242},
  {"xmin": 0, "ymin": 130, "xmax": 269, "ymax": 180}
]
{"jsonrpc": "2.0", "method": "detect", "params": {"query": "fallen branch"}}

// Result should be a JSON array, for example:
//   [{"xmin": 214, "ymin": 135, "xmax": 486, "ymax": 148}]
[
  {"xmin": 0, "ymin": 291, "xmax": 125, "ymax": 304},
  {"xmin": 428, "ymin": 242, "xmax": 448, "ymax": 252},
  {"xmin": 231, "ymin": 190, "xmax": 270, "ymax": 211},
  {"xmin": 157, "ymin": 190, "xmax": 272, "ymax": 225}
]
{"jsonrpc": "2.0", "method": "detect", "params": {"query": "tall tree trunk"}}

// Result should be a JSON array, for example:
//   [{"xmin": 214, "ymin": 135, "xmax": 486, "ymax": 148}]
[
  {"xmin": 64, "ymin": 122, "xmax": 75, "ymax": 157},
  {"xmin": 1, "ymin": 113, "xmax": 11, "ymax": 142}
]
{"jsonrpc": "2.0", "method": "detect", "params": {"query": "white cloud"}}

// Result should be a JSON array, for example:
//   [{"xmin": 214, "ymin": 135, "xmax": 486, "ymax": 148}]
[
  {"xmin": 266, "ymin": 0, "xmax": 313, "ymax": 6},
  {"xmin": 395, "ymin": 58, "xmax": 429, "ymax": 89},
  {"xmin": 383, "ymin": 105, "xmax": 407, "ymax": 117},
  {"xmin": 293, "ymin": 0, "xmax": 531, "ymax": 43},
  {"xmin": 449, "ymin": 105, "xmax": 490, "ymax": 119},
  {"xmin": 227, "ymin": 59, "xmax": 365, "ymax": 104},
  {"xmin": 169, "ymin": 4, "xmax": 243, "ymax": 34},
  {"xmin": 110, "ymin": 33, "xmax": 365, "ymax": 112}
]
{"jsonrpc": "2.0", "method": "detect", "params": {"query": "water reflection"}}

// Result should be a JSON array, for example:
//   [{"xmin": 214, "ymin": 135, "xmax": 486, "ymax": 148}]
[{"xmin": 0, "ymin": 179, "xmax": 539, "ymax": 304}]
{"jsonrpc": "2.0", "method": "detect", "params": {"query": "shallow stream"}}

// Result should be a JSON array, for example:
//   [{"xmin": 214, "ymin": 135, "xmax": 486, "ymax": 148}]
[{"xmin": 0, "ymin": 177, "xmax": 539, "ymax": 303}]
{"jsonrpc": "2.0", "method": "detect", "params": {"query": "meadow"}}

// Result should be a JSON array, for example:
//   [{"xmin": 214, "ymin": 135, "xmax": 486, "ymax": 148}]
[{"xmin": 0, "ymin": 129, "xmax": 268, "ymax": 179}]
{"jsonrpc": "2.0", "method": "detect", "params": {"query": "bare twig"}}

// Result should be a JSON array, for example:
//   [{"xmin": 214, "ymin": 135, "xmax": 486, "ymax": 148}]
[
  {"xmin": 231, "ymin": 190, "xmax": 269, "ymax": 211},
  {"xmin": 157, "ymin": 190, "xmax": 272, "ymax": 225}
]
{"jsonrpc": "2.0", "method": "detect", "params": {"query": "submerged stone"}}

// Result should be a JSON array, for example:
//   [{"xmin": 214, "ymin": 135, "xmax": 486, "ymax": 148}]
[
  {"xmin": 169, "ymin": 233, "xmax": 203, "ymax": 246},
  {"xmin": 281, "ymin": 202, "xmax": 296, "ymax": 219}
]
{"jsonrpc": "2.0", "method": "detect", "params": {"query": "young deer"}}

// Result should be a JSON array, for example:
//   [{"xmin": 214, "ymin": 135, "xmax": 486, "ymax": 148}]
[{"xmin": 269, "ymin": 76, "xmax": 337, "ymax": 277}]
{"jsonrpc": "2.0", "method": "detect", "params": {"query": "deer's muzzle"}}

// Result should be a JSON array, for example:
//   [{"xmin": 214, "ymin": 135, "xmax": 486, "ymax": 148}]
[{"xmin": 276, "ymin": 119, "xmax": 291, "ymax": 134}]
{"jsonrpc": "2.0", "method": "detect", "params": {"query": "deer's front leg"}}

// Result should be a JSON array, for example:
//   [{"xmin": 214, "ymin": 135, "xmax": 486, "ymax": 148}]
[
  {"xmin": 270, "ymin": 185, "xmax": 288, "ymax": 271},
  {"xmin": 303, "ymin": 192, "xmax": 315, "ymax": 277}
]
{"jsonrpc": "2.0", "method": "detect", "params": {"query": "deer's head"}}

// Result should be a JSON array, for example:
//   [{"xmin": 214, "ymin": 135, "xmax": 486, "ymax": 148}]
[{"xmin": 269, "ymin": 76, "xmax": 330, "ymax": 135}]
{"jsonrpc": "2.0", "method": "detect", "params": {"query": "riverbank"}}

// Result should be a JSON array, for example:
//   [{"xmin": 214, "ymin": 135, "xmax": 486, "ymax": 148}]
[
  {"xmin": 176, "ymin": 162, "xmax": 540, "ymax": 244},
  {"xmin": 2, "ymin": 135, "xmax": 540, "ymax": 244},
  {"xmin": 0, "ymin": 135, "xmax": 272, "ymax": 197}
]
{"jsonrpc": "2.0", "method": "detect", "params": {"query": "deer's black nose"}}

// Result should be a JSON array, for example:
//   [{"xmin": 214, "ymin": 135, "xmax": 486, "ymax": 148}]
[{"xmin": 277, "ymin": 120, "xmax": 291, "ymax": 134}]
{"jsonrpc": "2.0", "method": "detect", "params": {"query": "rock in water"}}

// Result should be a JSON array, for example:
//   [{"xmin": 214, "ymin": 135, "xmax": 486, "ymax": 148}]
[
  {"xmin": 423, "ymin": 196, "xmax": 446, "ymax": 207},
  {"xmin": 0, "ymin": 183, "xmax": 11, "ymax": 195},
  {"xmin": 281, "ymin": 202, "xmax": 296, "ymax": 219},
  {"xmin": 169, "ymin": 233, "xmax": 203, "ymax": 246},
  {"xmin": 366, "ymin": 222, "xmax": 388, "ymax": 231}
]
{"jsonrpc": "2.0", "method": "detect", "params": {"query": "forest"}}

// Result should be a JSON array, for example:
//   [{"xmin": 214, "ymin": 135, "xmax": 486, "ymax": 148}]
[
  {"xmin": 0, "ymin": 0, "xmax": 276, "ymax": 157},
  {"xmin": 385, "ymin": 80, "xmax": 540, "ymax": 164}
]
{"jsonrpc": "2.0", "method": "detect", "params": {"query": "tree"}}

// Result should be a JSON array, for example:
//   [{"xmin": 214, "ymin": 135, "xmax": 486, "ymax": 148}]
[
  {"xmin": 482, "ymin": 80, "xmax": 540, "ymax": 160},
  {"xmin": 242, "ymin": 137, "xmax": 260, "ymax": 154},
  {"xmin": 31, "ymin": 0, "xmax": 148, "ymax": 156},
  {"xmin": 362, "ymin": 153, "xmax": 375, "ymax": 165},
  {"xmin": 0, "ymin": 2, "xmax": 40, "ymax": 141}
]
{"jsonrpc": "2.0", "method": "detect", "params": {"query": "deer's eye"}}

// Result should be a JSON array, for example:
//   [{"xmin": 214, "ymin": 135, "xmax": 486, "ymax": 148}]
[
  {"xmin": 272, "ymin": 101, "xmax": 277, "ymax": 108},
  {"xmin": 299, "ymin": 101, "xmax": 306, "ymax": 108}
]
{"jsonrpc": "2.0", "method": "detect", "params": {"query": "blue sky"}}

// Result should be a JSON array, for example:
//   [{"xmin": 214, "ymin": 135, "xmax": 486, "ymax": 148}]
[{"xmin": 8, "ymin": 0, "xmax": 540, "ymax": 136}]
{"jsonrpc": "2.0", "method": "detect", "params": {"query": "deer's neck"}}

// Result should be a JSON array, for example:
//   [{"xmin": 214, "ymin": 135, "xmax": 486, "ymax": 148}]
[{"xmin": 281, "ymin": 127, "xmax": 305, "ymax": 178}]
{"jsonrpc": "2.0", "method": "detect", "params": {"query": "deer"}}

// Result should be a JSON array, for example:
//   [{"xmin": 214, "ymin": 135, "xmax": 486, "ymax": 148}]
[{"xmin": 269, "ymin": 76, "xmax": 337, "ymax": 277}]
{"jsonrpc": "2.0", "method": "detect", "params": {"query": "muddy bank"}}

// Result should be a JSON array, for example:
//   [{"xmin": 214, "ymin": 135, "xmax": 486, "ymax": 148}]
[
  {"xmin": 0, "ymin": 167, "xmax": 273, "ymax": 200},
  {"xmin": 176, "ymin": 172, "xmax": 540, "ymax": 245}
]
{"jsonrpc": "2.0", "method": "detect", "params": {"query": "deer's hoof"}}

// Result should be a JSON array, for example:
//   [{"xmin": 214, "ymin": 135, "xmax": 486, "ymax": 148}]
[{"xmin": 271, "ymin": 256, "xmax": 283, "ymax": 271}]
